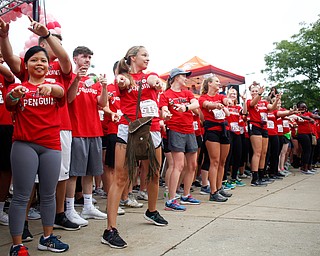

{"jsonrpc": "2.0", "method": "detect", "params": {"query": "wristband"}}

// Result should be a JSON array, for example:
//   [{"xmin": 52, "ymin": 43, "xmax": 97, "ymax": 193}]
[
  {"xmin": 42, "ymin": 31, "xmax": 51, "ymax": 39},
  {"xmin": 185, "ymin": 105, "xmax": 189, "ymax": 111},
  {"xmin": 9, "ymin": 92, "xmax": 20, "ymax": 102}
]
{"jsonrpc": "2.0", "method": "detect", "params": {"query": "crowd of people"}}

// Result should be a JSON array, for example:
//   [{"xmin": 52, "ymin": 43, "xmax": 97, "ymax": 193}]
[{"xmin": 0, "ymin": 17, "xmax": 319, "ymax": 255}]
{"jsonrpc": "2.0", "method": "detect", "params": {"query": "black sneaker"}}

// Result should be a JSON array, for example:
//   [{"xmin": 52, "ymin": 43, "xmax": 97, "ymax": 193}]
[
  {"xmin": 101, "ymin": 228, "xmax": 127, "ymax": 249},
  {"xmin": 192, "ymin": 180, "xmax": 202, "ymax": 188},
  {"xmin": 218, "ymin": 188, "xmax": 232, "ymax": 198},
  {"xmin": 209, "ymin": 192, "xmax": 228, "ymax": 202},
  {"xmin": 276, "ymin": 172, "xmax": 286, "ymax": 177},
  {"xmin": 144, "ymin": 210, "xmax": 168, "ymax": 226},
  {"xmin": 54, "ymin": 212, "xmax": 81, "ymax": 231},
  {"xmin": 9, "ymin": 244, "xmax": 30, "ymax": 256},
  {"xmin": 251, "ymin": 180, "xmax": 268, "ymax": 187},
  {"xmin": 22, "ymin": 223, "xmax": 33, "ymax": 242}
]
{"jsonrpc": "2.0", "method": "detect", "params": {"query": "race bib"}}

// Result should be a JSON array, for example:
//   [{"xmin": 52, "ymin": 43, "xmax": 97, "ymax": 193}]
[
  {"xmin": 193, "ymin": 121, "xmax": 199, "ymax": 131},
  {"xmin": 98, "ymin": 110, "xmax": 104, "ymax": 121},
  {"xmin": 240, "ymin": 126, "xmax": 245, "ymax": 134},
  {"xmin": 140, "ymin": 100, "xmax": 159, "ymax": 117},
  {"xmin": 212, "ymin": 109, "xmax": 225, "ymax": 120},
  {"xmin": 0, "ymin": 91, "xmax": 3, "ymax": 104},
  {"xmin": 230, "ymin": 122, "xmax": 240, "ymax": 132},
  {"xmin": 267, "ymin": 120, "xmax": 274, "ymax": 129},
  {"xmin": 277, "ymin": 125, "xmax": 283, "ymax": 133},
  {"xmin": 283, "ymin": 120, "xmax": 289, "ymax": 128},
  {"xmin": 260, "ymin": 112, "xmax": 268, "ymax": 122}
]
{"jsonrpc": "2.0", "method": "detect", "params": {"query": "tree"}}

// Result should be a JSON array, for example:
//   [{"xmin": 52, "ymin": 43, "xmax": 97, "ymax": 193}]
[{"xmin": 262, "ymin": 15, "xmax": 320, "ymax": 110}]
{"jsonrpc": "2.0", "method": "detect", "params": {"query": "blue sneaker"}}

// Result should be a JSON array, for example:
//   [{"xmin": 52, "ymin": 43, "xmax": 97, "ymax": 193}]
[
  {"xmin": 9, "ymin": 245, "xmax": 29, "ymax": 256},
  {"xmin": 200, "ymin": 185, "xmax": 210, "ymax": 195},
  {"xmin": 180, "ymin": 195, "xmax": 201, "ymax": 205},
  {"xmin": 223, "ymin": 181, "xmax": 235, "ymax": 190},
  {"xmin": 230, "ymin": 179, "xmax": 246, "ymax": 187},
  {"xmin": 165, "ymin": 199, "xmax": 186, "ymax": 211},
  {"xmin": 38, "ymin": 234, "xmax": 69, "ymax": 252}
]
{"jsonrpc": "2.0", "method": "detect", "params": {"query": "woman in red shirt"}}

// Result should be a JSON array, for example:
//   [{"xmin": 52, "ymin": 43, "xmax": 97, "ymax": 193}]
[
  {"xmin": 246, "ymin": 82, "xmax": 279, "ymax": 186},
  {"xmin": 198, "ymin": 75, "xmax": 232, "ymax": 202},
  {"xmin": 5, "ymin": 46, "xmax": 68, "ymax": 255}
]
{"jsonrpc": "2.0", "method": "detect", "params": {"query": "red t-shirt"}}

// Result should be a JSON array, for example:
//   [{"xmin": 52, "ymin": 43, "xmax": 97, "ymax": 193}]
[
  {"xmin": 159, "ymin": 88, "xmax": 195, "ymax": 134},
  {"xmin": 118, "ymin": 72, "xmax": 160, "ymax": 132},
  {"xmin": 267, "ymin": 110, "xmax": 278, "ymax": 136},
  {"xmin": 198, "ymin": 93, "xmax": 226, "ymax": 132},
  {"xmin": 102, "ymin": 82, "xmax": 121, "ymax": 135},
  {"xmin": 247, "ymin": 99, "xmax": 268, "ymax": 130},
  {"xmin": 0, "ymin": 76, "xmax": 14, "ymax": 125},
  {"xmin": 297, "ymin": 112, "xmax": 313, "ymax": 134},
  {"xmin": 7, "ymin": 81, "xmax": 64, "ymax": 150},
  {"xmin": 226, "ymin": 105, "xmax": 242, "ymax": 135},
  {"xmin": 68, "ymin": 74, "xmax": 103, "ymax": 137},
  {"xmin": 15, "ymin": 59, "xmax": 72, "ymax": 130}
]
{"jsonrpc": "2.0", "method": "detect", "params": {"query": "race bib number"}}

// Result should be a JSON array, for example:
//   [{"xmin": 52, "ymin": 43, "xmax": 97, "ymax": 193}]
[
  {"xmin": 140, "ymin": 100, "xmax": 159, "ymax": 117},
  {"xmin": 240, "ymin": 126, "xmax": 244, "ymax": 134},
  {"xmin": 267, "ymin": 120, "xmax": 274, "ymax": 129},
  {"xmin": 98, "ymin": 110, "xmax": 104, "ymax": 121},
  {"xmin": 193, "ymin": 121, "xmax": 199, "ymax": 131},
  {"xmin": 277, "ymin": 125, "xmax": 283, "ymax": 133},
  {"xmin": 0, "ymin": 91, "xmax": 3, "ymax": 104},
  {"xmin": 283, "ymin": 120, "xmax": 289, "ymax": 128},
  {"xmin": 230, "ymin": 122, "xmax": 240, "ymax": 132},
  {"xmin": 260, "ymin": 112, "xmax": 268, "ymax": 122},
  {"xmin": 212, "ymin": 109, "xmax": 225, "ymax": 120}
]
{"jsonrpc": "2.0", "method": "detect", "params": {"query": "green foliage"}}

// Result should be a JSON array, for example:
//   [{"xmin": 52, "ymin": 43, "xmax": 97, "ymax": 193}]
[{"xmin": 263, "ymin": 16, "xmax": 320, "ymax": 109}]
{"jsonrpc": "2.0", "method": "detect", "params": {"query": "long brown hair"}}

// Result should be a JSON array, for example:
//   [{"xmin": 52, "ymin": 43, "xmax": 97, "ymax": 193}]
[
  {"xmin": 117, "ymin": 46, "xmax": 145, "ymax": 86},
  {"xmin": 200, "ymin": 75, "xmax": 217, "ymax": 95}
]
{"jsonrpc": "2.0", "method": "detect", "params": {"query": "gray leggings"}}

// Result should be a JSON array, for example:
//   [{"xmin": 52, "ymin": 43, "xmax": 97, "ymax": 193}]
[{"xmin": 9, "ymin": 141, "xmax": 61, "ymax": 236}]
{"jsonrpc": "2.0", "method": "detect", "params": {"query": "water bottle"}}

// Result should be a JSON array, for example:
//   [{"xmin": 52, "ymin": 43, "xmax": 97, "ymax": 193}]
[
  {"xmin": 84, "ymin": 76, "xmax": 98, "ymax": 87},
  {"xmin": 164, "ymin": 187, "xmax": 169, "ymax": 201}
]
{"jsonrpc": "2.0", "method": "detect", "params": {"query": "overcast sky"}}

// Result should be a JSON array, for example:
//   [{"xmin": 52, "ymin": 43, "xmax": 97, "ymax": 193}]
[{"xmin": 7, "ymin": 0, "xmax": 320, "ymax": 87}]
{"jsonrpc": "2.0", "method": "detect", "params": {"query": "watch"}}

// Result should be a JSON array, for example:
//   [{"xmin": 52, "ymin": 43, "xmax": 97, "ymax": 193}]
[{"xmin": 185, "ymin": 105, "xmax": 189, "ymax": 111}]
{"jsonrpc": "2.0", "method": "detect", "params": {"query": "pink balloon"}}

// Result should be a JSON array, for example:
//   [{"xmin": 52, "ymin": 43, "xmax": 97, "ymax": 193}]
[
  {"xmin": 30, "ymin": 37, "xmax": 38, "ymax": 46},
  {"xmin": 16, "ymin": 12, "xmax": 22, "ymax": 18},
  {"xmin": 54, "ymin": 27, "xmax": 61, "ymax": 35},
  {"xmin": 19, "ymin": 51, "xmax": 25, "ymax": 58},
  {"xmin": 53, "ymin": 21, "xmax": 61, "ymax": 28},
  {"xmin": 47, "ymin": 22, "xmax": 55, "ymax": 30},
  {"xmin": 21, "ymin": 7, "xmax": 28, "ymax": 15},
  {"xmin": 25, "ymin": 40, "xmax": 33, "ymax": 48}
]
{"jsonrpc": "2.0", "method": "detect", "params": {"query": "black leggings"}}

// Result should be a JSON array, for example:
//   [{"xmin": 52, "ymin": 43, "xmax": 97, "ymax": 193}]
[
  {"xmin": 224, "ymin": 132, "xmax": 242, "ymax": 180},
  {"xmin": 266, "ymin": 135, "xmax": 279, "ymax": 175},
  {"xmin": 297, "ymin": 134, "xmax": 314, "ymax": 166}
]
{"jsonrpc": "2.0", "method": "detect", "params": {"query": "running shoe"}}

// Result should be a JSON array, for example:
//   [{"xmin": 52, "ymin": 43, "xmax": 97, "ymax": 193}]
[
  {"xmin": 165, "ymin": 199, "xmax": 186, "ymax": 211},
  {"xmin": 144, "ymin": 209, "xmax": 168, "ymax": 226},
  {"xmin": 9, "ymin": 245, "xmax": 30, "ymax": 256},
  {"xmin": 180, "ymin": 195, "xmax": 201, "ymax": 205},
  {"xmin": 38, "ymin": 234, "xmax": 69, "ymax": 252},
  {"xmin": 101, "ymin": 228, "xmax": 127, "ymax": 249}
]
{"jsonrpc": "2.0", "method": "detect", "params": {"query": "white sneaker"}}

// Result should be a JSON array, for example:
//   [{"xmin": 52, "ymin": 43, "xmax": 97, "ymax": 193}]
[
  {"xmin": 81, "ymin": 207, "xmax": 107, "ymax": 220},
  {"xmin": 28, "ymin": 207, "xmax": 41, "ymax": 220},
  {"xmin": 137, "ymin": 190, "xmax": 148, "ymax": 201},
  {"xmin": 301, "ymin": 170, "xmax": 315, "ymax": 175},
  {"xmin": 65, "ymin": 209, "xmax": 88, "ymax": 227},
  {"xmin": 117, "ymin": 207, "xmax": 125, "ymax": 216},
  {"xmin": 0, "ymin": 211, "xmax": 9, "ymax": 226},
  {"xmin": 120, "ymin": 193, "xmax": 143, "ymax": 208}
]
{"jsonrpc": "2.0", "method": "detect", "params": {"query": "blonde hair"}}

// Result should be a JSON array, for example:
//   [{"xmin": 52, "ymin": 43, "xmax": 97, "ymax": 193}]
[{"xmin": 200, "ymin": 74, "xmax": 217, "ymax": 95}]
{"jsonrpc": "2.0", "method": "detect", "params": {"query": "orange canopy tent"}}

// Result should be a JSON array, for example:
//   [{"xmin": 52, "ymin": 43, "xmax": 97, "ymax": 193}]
[{"xmin": 159, "ymin": 56, "xmax": 245, "ymax": 91}]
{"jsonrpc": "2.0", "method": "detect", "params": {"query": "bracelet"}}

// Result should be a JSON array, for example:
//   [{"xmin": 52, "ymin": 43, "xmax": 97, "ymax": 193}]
[
  {"xmin": 9, "ymin": 92, "xmax": 20, "ymax": 102},
  {"xmin": 185, "ymin": 105, "xmax": 189, "ymax": 111},
  {"xmin": 42, "ymin": 31, "xmax": 51, "ymax": 39}
]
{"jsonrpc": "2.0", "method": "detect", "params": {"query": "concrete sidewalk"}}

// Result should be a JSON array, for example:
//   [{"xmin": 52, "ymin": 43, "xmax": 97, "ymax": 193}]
[{"xmin": 1, "ymin": 168, "xmax": 320, "ymax": 256}]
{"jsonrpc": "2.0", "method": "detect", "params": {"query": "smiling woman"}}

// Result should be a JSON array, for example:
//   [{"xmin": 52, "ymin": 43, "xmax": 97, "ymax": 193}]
[{"xmin": 5, "ymin": 45, "xmax": 69, "ymax": 255}]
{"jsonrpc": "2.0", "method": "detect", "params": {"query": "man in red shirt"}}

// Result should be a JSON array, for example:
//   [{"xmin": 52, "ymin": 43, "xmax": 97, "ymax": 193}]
[{"xmin": 65, "ymin": 46, "xmax": 108, "ymax": 225}]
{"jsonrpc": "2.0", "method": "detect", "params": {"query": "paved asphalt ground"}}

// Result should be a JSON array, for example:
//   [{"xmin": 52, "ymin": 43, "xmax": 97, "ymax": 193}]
[{"xmin": 1, "ymin": 168, "xmax": 319, "ymax": 256}]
